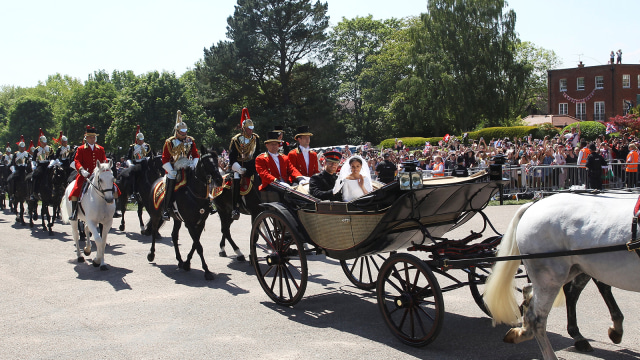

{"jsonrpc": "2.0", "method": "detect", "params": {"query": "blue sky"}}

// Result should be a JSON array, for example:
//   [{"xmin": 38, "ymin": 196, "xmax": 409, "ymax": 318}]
[{"xmin": 1, "ymin": 0, "xmax": 638, "ymax": 88}]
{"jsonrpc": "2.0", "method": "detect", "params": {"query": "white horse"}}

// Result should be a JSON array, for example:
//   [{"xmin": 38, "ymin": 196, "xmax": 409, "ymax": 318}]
[
  {"xmin": 60, "ymin": 160, "xmax": 116, "ymax": 270},
  {"xmin": 483, "ymin": 192, "xmax": 640, "ymax": 360}
]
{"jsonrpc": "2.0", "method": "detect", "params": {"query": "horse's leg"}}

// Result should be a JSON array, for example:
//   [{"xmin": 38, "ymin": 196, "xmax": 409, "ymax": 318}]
[
  {"xmin": 563, "ymin": 273, "xmax": 593, "ymax": 352},
  {"xmin": 147, "ymin": 216, "xmax": 162, "ymax": 262},
  {"xmin": 185, "ymin": 224, "xmax": 214, "ymax": 280},
  {"xmin": 96, "ymin": 217, "xmax": 113, "ymax": 271},
  {"xmin": 85, "ymin": 220, "xmax": 105, "ymax": 269},
  {"xmin": 71, "ymin": 219, "xmax": 84, "ymax": 263},
  {"xmin": 171, "ymin": 221, "xmax": 185, "ymax": 270},
  {"xmin": 137, "ymin": 203, "xmax": 145, "ymax": 234},
  {"xmin": 593, "ymin": 279, "xmax": 624, "ymax": 344},
  {"xmin": 118, "ymin": 198, "xmax": 126, "ymax": 231}
]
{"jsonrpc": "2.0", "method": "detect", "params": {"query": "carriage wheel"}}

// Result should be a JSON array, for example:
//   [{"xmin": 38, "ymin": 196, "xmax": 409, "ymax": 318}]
[
  {"xmin": 250, "ymin": 210, "xmax": 308, "ymax": 307},
  {"xmin": 340, "ymin": 253, "xmax": 391, "ymax": 290},
  {"xmin": 467, "ymin": 263, "xmax": 528, "ymax": 316},
  {"xmin": 377, "ymin": 253, "xmax": 444, "ymax": 347}
]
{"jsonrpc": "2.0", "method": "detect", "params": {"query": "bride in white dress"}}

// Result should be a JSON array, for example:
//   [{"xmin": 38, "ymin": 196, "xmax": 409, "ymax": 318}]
[{"xmin": 333, "ymin": 155, "xmax": 373, "ymax": 202}]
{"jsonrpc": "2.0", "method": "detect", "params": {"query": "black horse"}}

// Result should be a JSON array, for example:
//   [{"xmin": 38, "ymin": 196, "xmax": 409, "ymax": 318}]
[
  {"xmin": 146, "ymin": 150, "xmax": 224, "ymax": 280},
  {"xmin": 116, "ymin": 155, "xmax": 164, "ymax": 234},
  {"xmin": 7, "ymin": 165, "xmax": 29, "ymax": 224},
  {"xmin": 0, "ymin": 164, "xmax": 10, "ymax": 209},
  {"xmin": 27, "ymin": 164, "xmax": 68, "ymax": 235},
  {"xmin": 564, "ymin": 274, "xmax": 623, "ymax": 352},
  {"xmin": 211, "ymin": 173, "xmax": 264, "ymax": 262}
]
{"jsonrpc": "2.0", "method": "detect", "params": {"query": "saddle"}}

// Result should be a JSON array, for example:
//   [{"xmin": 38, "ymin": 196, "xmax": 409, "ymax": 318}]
[
  {"xmin": 628, "ymin": 196, "xmax": 640, "ymax": 257},
  {"xmin": 152, "ymin": 175, "xmax": 187, "ymax": 211},
  {"xmin": 213, "ymin": 173, "xmax": 254, "ymax": 199}
]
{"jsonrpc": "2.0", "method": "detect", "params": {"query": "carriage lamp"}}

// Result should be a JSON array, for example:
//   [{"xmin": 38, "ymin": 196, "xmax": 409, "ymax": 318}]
[
  {"xmin": 489, "ymin": 154, "xmax": 506, "ymax": 181},
  {"xmin": 399, "ymin": 161, "xmax": 423, "ymax": 190}
]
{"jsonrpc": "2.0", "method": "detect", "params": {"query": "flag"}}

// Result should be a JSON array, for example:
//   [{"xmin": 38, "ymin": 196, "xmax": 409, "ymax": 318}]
[{"xmin": 443, "ymin": 134, "xmax": 450, "ymax": 143}]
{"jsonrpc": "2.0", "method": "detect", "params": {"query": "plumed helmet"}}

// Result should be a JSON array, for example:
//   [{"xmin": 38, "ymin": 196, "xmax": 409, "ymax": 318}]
[
  {"xmin": 240, "ymin": 107, "xmax": 254, "ymax": 130},
  {"xmin": 29, "ymin": 140, "xmax": 35, "ymax": 152},
  {"xmin": 174, "ymin": 110, "xmax": 187, "ymax": 133},
  {"xmin": 38, "ymin": 128, "xmax": 47, "ymax": 146},
  {"xmin": 61, "ymin": 136, "xmax": 68, "ymax": 142},
  {"xmin": 135, "ymin": 125, "xmax": 144, "ymax": 141},
  {"xmin": 5, "ymin": 142, "xmax": 11, "ymax": 152},
  {"xmin": 17, "ymin": 135, "xmax": 25, "ymax": 148}
]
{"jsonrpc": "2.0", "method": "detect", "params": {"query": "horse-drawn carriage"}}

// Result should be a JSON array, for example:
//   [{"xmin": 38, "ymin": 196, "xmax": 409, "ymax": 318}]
[{"xmin": 249, "ymin": 166, "xmax": 515, "ymax": 346}]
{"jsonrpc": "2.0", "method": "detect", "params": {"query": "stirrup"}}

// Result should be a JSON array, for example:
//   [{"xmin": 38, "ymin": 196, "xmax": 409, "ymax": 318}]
[
  {"xmin": 162, "ymin": 210, "xmax": 171, "ymax": 221},
  {"xmin": 231, "ymin": 209, "xmax": 240, "ymax": 220}
]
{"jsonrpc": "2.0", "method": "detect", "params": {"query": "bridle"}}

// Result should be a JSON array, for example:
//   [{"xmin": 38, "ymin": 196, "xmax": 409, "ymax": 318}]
[{"xmin": 86, "ymin": 167, "xmax": 115, "ymax": 203}]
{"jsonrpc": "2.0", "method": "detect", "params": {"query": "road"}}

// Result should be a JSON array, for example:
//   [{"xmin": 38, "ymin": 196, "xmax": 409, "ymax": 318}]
[{"xmin": 0, "ymin": 204, "xmax": 639, "ymax": 359}]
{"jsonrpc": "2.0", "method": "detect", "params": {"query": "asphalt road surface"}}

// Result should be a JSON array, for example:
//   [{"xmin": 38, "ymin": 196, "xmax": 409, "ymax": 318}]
[{"xmin": 0, "ymin": 203, "xmax": 639, "ymax": 360}]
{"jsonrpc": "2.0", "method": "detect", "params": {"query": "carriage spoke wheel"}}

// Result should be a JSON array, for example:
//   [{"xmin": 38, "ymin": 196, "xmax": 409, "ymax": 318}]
[
  {"xmin": 467, "ymin": 263, "xmax": 528, "ymax": 316},
  {"xmin": 340, "ymin": 253, "xmax": 391, "ymax": 290},
  {"xmin": 250, "ymin": 210, "xmax": 308, "ymax": 306},
  {"xmin": 377, "ymin": 253, "xmax": 443, "ymax": 347}
]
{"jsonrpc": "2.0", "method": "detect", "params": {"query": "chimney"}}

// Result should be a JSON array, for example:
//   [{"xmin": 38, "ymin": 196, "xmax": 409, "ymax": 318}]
[{"xmin": 577, "ymin": 61, "xmax": 584, "ymax": 68}]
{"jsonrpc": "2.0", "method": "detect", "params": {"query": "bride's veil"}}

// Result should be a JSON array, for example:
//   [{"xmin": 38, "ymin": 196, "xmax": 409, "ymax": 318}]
[{"xmin": 333, "ymin": 154, "xmax": 371, "ymax": 194}]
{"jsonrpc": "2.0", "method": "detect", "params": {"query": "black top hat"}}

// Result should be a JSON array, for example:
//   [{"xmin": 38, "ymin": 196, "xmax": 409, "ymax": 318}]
[
  {"xmin": 85, "ymin": 125, "xmax": 98, "ymax": 136},
  {"xmin": 294, "ymin": 125, "xmax": 313, "ymax": 139},
  {"xmin": 323, "ymin": 151, "xmax": 341, "ymax": 163},
  {"xmin": 273, "ymin": 125, "xmax": 284, "ymax": 132},
  {"xmin": 264, "ymin": 131, "xmax": 281, "ymax": 144},
  {"xmin": 383, "ymin": 152, "xmax": 390, "ymax": 158}
]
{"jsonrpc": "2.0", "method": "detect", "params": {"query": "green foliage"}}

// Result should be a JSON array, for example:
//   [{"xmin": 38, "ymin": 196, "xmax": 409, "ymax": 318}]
[
  {"xmin": 561, "ymin": 121, "xmax": 606, "ymax": 141},
  {"xmin": 5, "ymin": 96, "xmax": 54, "ymax": 144}
]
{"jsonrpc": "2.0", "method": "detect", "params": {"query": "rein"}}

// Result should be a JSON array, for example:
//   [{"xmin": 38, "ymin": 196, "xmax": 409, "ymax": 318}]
[{"xmin": 86, "ymin": 170, "xmax": 115, "ymax": 201}]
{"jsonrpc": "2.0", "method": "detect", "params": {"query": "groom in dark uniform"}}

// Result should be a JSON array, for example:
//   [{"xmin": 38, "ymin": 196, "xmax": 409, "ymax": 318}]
[{"xmin": 309, "ymin": 150, "xmax": 342, "ymax": 201}]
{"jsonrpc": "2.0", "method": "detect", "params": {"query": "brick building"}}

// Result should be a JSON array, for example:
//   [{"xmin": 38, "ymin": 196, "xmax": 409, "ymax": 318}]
[{"xmin": 548, "ymin": 62, "xmax": 640, "ymax": 122}]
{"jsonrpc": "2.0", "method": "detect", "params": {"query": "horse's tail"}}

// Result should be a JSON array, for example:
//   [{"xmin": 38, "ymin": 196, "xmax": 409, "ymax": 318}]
[
  {"xmin": 60, "ymin": 197, "xmax": 70, "ymax": 224},
  {"xmin": 483, "ymin": 202, "xmax": 534, "ymax": 326}
]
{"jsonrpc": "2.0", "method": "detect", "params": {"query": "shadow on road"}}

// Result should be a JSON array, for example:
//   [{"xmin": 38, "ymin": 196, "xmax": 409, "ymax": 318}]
[{"xmin": 71, "ymin": 260, "xmax": 133, "ymax": 291}]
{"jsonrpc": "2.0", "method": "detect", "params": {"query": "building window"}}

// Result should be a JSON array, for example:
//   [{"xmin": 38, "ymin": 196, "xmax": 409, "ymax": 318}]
[
  {"xmin": 559, "ymin": 79, "xmax": 567, "ymax": 92},
  {"xmin": 623, "ymin": 74, "xmax": 630, "ymax": 88},
  {"xmin": 624, "ymin": 100, "xmax": 633, "ymax": 115},
  {"xmin": 637, "ymin": 75, "xmax": 640, "ymax": 88},
  {"xmin": 576, "ymin": 102, "xmax": 586, "ymax": 120},
  {"xmin": 577, "ymin": 77, "xmax": 585, "ymax": 91},
  {"xmin": 595, "ymin": 76, "xmax": 604, "ymax": 89},
  {"xmin": 559, "ymin": 103, "xmax": 568, "ymax": 115},
  {"xmin": 594, "ymin": 102, "xmax": 605, "ymax": 121}
]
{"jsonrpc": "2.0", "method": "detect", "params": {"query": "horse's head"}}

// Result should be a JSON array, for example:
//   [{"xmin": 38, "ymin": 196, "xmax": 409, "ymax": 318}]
[
  {"xmin": 50, "ymin": 165, "xmax": 68, "ymax": 193},
  {"xmin": 198, "ymin": 149, "xmax": 223, "ymax": 188},
  {"xmin": 92, "ymin": 160, "xmax": 116, "ymax": 204}
]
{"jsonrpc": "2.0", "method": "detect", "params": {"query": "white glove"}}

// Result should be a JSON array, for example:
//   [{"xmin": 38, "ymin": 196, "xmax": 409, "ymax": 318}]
[
  {"xmin": 80, "ymin": 169, "xmax": 90, "ymax": 178},
  {"xmin": 298, "ymin": 176, "xmax": 309, "ymax": 185},
  {"xmin": 276, "ymin": 180, "xmax": 291, "ymax": 189},
  {"xmin": 168, "ymin": 170, "xmax": 177, "ymax": 178},
  {"xmin": 231, "ymin": 162, "xmax": 245, "ymax": 175},
  {"xmin": 191, "ymin": 157, "xmax": 199, "ymax": 170}
]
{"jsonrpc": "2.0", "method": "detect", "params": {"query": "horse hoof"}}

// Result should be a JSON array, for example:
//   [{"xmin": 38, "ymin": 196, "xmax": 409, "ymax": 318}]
[
  {"xmin": 78, "ymin": 256, "xmax": 84, "ymax": 263},
  {"xmin": 100, "ymin": 265, "xmax": 109, "ymax": 271},
  {"xmin": 575, "ymin": 339, "xmax": 593, "ymax": 352},
  {"xmin": 147, "ymin": 253, "xmax": 155, "ymax": 262},
  {"xmin": 48, "ymin": 230, "xmax": 53, "ymax": 236},
  {"xmin": 204, "ymin": 272, "xmax": 215, "ymax": 281},
  {"xmin": 29, "ymin": 222, "xmax": 33, "ymax": 228},
  {"xmin": 92, "ymin": 261, "xmax": 100, "ymax": 267},
  {"xmin": 608, "ymin": 327, "xmax": 623, "ymax": 344},
  {"xmin": 236, "ymin": 255, "xmax": 246, "ymax": 262},
  {"xmin": 183, "ymin": 263, "xmax": 191, "ymax": 271},
  {"xmin": 119, "ymin": 224, "xmax": 125, "ymax": 231},
  {"xmin": 219, "ymin": 251, "xmax": 227, "ymax": 257},
  {"xmin": 84, "ymin": 248, "xmax": 91, "ymax": 256},
  {"xmin": 140, "ymin": 229, "xmax": 150, "ymax": 236}
]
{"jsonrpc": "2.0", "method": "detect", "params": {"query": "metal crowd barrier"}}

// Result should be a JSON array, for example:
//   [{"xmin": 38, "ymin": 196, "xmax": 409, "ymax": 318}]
[{"xmin": 499, "ymin": 161, "xmax": 638, "ymax": 195}]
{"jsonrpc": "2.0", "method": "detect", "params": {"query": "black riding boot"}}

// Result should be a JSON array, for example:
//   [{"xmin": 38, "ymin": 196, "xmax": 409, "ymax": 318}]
[
  {"xmin": 231, "ymin": 178, "xmax": 241, "ymax": 220},
  {"xmin": 162, "ymin": 178, "xmax": 175, "ymax": 221},
  {"xmin": 69, "ymin": 200, "xmax": 79, "ymax": 221}
]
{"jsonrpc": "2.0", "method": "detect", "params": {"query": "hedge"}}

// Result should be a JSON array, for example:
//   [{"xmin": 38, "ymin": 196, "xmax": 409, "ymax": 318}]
[{"xmin": 379, "ymin": 124, "xmax": 562, "ymax": 149}]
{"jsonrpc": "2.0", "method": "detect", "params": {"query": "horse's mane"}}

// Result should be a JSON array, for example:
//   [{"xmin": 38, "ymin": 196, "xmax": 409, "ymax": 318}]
[{"xmin": 118, "ymin": 163, "xmax": 142, "ymax": 178}]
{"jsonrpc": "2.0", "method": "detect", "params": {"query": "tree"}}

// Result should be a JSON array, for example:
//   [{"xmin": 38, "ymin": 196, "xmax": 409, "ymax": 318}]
[
  {"xmin": 515, "ymin": 41, "xmax": 561, "ymax": 114},
  {"xmin": 327, "ymin": 16, "xmax": 404, "ymax": 144},
  {"xmin": 4, "ymin": 97, "xmax": 54, "ymax": 146},
  {"xmin": 195, "ymin": 0, "xmax": 332, "ymax": 142},
  {"xmin": 406, "ymin": 0, "xmax": 531, "ymax": 135},
  {"xmin": 31, "ymin": 74, "xmax": 83, "ymax": 133}
]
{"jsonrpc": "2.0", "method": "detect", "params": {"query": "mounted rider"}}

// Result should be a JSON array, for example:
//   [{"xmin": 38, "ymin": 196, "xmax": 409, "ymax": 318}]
[
  {"xmin": 69, "ymin": 125, "xmax": 108, "ymax": 221},
  {"xmin": 54, "ymin": 131, "xmax": 72, "ymax": 163},
  {"xmin": 161, "ymin": 110, "xmax": 200, "ymax": 220},
  {"xmin": 7, "ymin": 136, "xmax": 31, "ymax": 204},
  {"xmin": 228, "ymin": 107, "xmax": 260, "ymax": 220},
  {"xmin": 126, "ymin": 125, "xmax": 153, "ymax": 200},
  {"xmin": 3, "ymin": 143, "xmax": 13, "ymax": 165},
  {"xmin": 30, "ymin": 129, "xmax": 53, "ymax": 201}
]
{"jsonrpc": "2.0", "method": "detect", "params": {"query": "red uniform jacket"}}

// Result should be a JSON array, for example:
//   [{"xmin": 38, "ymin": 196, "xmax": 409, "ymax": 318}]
[
  {"xmin": 287, "ymin": 147, "xmax": 318, "ymax": 179},
  {"xmin": 69, "ymin": 143, "xmax": 107, "ymax": 199},
  {"xmin": 161, "ymin": 135, "xmax": 200, "ymax": 168},
  {"xmin": 255, "ymin": 152, "xmax": 303, "ymax": 191}
]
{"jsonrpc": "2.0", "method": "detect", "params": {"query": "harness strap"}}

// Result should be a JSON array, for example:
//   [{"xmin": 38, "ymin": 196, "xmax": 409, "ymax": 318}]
[{"xmin": 630, "ymin": 216, "xmax": 640, "ymax": 258}]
